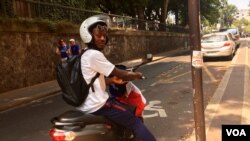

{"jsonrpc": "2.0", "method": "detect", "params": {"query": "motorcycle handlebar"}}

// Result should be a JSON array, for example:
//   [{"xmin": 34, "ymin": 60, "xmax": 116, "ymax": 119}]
[
  {"xmin": 126, "ymin": 61, "xmax": 148, "ymax": 72},
  {"xmin": 125, "ymin": 62, "xmax": 148, "ymax": 80},
  {"xmin": 141, "ymin": 76, "xmax": 146, "ymax": 79},
  {"xmin": 117, "ymin": 54, "xmax": 152, "ymax": 79}
]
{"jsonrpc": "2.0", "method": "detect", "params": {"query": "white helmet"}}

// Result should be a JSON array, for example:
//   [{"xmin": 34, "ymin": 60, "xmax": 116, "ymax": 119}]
[{"xmin": 79, "ymin": 15, "xmax": 109, "ymax": 43}]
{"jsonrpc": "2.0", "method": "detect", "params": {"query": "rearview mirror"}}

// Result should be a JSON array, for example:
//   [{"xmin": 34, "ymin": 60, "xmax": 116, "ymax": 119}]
[{"xmin": 142, "ymin": 53, "xmax": 153, "ymax": 64}]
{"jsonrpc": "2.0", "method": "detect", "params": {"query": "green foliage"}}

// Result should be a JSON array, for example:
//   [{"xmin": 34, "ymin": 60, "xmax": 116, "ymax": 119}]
[
  {"xmin": 38, "ymin": 18, "xmax": 57, "ymax": 32},
  {"xmin": 78, "ymin": 0, "xmax": 223, "ymax": 28},
  {"xmin": 165, "ymin": 0, "xmax": 221, "ymax": 26},
  {"xmin": 233, "ymin": 18, "xmax": 250, "ymax": 32},
  {"xmin": 245, "ymin": 25, "xmax": 250, "ymax": 32},
  {"xmin": 249, "ymin": 0, "xmax": 250, "ymax": 15},
  {"xmin": 0, "ymin": 0, "xmax": 233, "ymax": 31},
  {"xmin": 0, "ymin": 17, "xmax": 78, "ymax": 33},
  {"xmin": 222, "ymin": 4, "xmax": 238, "ymax": 27},
  {"xmin": 168, "ymin": 0, "xmax": 187, "ymax": 25},
  {"xmin": 200, "ymin": 0, "xmax": 221, "ymax": 25}
]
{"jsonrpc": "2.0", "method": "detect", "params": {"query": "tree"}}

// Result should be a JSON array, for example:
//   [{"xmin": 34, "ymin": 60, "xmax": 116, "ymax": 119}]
[
  {"xmin": 168, "ymin": 0, "xmax": 186, "ymax": 25},
  {"xmin": 200, "ymin": 0, "xmax": 221, "ymax": 25},
  {"xmin": 222, "ymin": 4, "xmax": 238, "ymax": 27},
  {"xmin": 160, "ymin": 0, "xmax": 170, "ymax": 24},
  {"xmin": 34, "ymin": 0, "xmax": 225, "ymax": 29},
  {"xmin": 233, "ymin": 18, "xmax": 250, "ymax": 33},
  {"xmin": 249, "ymin": 0, "xmax": 250, "ymax": 16}
]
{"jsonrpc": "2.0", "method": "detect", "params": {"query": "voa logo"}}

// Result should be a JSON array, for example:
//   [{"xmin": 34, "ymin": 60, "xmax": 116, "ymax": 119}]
[{"xmin": 226, "ymin": 129, "xmax": 246, "ymax": 136}]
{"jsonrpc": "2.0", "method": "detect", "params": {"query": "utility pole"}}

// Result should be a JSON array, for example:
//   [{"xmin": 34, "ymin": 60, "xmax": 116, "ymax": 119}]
[{"xmin": 188, "ymin": 0, "xmax": 206, "ymax": 141}]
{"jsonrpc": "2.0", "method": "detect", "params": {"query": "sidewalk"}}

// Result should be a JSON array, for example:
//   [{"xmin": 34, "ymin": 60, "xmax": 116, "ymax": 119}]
[
  {"xmin": 186, "ymin": 41, "xmax": 250, "ymax": 141},
  {"xmin": 0, "ymin": 48, "xmax": 190, "ymax": 112}
]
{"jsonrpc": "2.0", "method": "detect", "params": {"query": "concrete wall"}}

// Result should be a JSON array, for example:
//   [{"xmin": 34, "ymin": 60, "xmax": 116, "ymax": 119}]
[
  {"xmin": 0, "ymin": 30, "xmax": 188, "ymax": 93},
  {"xmin": 107, "ymin": 30, "xmax": 189, "ymax": 63}
]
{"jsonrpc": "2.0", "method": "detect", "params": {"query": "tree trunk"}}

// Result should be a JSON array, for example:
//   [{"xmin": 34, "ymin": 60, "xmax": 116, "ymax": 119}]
[
  {"xmin": 183, "ymin": 0, "xmax": 189, "ymax": 26},
  {"xmin": 175, "ymin": 9, "xmax": 179, "ymax": 25},
  {"xmin": 160, "ymin": 0, "xmax": 170, "ymax": 31},
  {"xmin": 134, "ymin": 0, "xmax": 145, "ymax": 30}
]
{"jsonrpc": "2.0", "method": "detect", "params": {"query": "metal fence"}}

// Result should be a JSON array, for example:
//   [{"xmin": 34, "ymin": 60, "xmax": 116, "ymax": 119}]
[{"xmin": 0, "ymin": 0, "xmax": 188, "ymax": 33}]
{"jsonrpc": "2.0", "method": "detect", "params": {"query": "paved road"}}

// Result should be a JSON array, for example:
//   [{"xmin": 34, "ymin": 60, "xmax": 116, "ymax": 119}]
[
  {"xmin": 139, "ymin": 51, "xmax": 230, "ymax": 141},
  {"xmin": 0, "ymin": 48, "xmax": 232, "ymax": 141}
]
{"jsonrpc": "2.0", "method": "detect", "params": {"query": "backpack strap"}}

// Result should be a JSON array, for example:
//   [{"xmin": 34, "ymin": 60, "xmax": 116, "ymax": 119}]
[
  {"xmin": 80, "ymin": 48, "xmax": 100, "ymax": 92},
  {"xmin": 89, "ymin": 73, "xmax": 100, "ymax": 92},
  {"xmin": 80, "ymin": 48, "xmax": 88, "ymax": 56}
]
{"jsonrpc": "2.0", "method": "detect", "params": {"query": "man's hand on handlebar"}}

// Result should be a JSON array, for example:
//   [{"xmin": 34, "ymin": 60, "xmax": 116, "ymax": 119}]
[
  {"xmin": 134, "ymin": 72, "xmax": 144, "ymax": 79},
  {"xmin": 111, "ymin": 76, "xmax": 128, "ymax": 85}
]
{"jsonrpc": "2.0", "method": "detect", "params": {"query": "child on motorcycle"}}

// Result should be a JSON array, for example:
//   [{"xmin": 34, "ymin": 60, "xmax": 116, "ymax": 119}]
[{"xmin": 108, "ymin": 65, "xmax": 146, "ymax": 121}]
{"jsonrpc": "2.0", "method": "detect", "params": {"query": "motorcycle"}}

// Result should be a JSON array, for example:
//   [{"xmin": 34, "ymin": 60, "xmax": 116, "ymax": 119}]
[{"xmin": 49, "ymin": 54, "xmax": 153, "ymax": 141}]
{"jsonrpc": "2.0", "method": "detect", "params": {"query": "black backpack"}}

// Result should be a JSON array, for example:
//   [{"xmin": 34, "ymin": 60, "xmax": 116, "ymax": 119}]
[{"xmin": 56, "ymin": 49, "xmax": 100, "ymax": 107}]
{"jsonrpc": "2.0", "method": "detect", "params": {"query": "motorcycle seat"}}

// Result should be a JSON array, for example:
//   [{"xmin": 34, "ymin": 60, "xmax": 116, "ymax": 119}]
[{"xmin": 51, "ymin": 110, "xmax": 111, "ymax": 126}]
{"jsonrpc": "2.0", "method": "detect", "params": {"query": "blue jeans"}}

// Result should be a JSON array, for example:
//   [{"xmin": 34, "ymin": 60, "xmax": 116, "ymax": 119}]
[{"xmin": 92, "ymin": 98, "xmax": 156, "ymax": 141}]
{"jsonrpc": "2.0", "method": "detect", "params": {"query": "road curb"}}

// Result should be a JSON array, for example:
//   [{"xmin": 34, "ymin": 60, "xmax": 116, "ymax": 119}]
[{"xmin": 0, "ymin": 90, "xmax": 61, "ymax": 112}]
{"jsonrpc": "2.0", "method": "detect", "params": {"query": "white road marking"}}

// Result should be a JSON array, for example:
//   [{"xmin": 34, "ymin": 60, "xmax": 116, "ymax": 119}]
[
  {"xmin": 150, "ymin": 82, "xmax": 158, "ymax": 86},
  {"xmin": 203, "ymin": 64, "xmax": 217, "ymax": 83},
  {"xmin": 143, "ymin": 100, "xmax": 167, "ymax": 118},
  {"xmin": 140, "ymin": 89, "xmax": 146, "ymax": 93}
]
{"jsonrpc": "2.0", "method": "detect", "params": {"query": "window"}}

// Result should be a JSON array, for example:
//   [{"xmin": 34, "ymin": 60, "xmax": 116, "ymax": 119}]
[{"xmin": 202, "ymin": 35, "xmax": 227, "ymax": 43}]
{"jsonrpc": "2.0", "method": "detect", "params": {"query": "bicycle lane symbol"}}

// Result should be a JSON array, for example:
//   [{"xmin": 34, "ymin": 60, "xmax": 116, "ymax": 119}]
[{"xmin": 143, "ymin": 100, "xmax": 167, "ymax": 118}]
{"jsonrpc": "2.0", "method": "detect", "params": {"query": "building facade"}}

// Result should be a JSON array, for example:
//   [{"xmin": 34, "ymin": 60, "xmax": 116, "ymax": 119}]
[{"xmin": 234, "ymin": 9, "xmax": 250, "ymax": 20}]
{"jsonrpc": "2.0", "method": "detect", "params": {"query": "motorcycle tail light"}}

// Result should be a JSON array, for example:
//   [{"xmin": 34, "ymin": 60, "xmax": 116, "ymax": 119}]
[
  {"xmin": 105, "ymin": 124, "xmax": 112, "ymax": 129},
  {"xmin": 223, "ymin": 42, "xmax": 231, "ymax": 46},
  {"xmin": 49, "ymin": 129, "xmax": 76, "ymax": 141}
]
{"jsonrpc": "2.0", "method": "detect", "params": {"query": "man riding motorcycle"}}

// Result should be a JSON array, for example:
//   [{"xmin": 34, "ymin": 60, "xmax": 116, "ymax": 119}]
[{"xmin": 78, "ymin": 15, "xmax": 156, "ymax": 141}]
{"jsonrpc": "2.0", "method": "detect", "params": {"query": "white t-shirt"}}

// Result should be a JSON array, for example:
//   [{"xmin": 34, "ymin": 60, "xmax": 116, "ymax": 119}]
[{"xmin": 77, "ymin": 49, "xmax": 115, "ymax": 113}]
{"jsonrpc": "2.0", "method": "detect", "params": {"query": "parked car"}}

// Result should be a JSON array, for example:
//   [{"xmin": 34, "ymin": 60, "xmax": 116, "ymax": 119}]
[
  {"xmin": 201, "ymin": 32, "xmax": 236, "ymax": 60},
  {"xmin": 219, "ymin": 28, "xmax": 240, "ymax": 47},
  {"xmin": 241, "ymin": 32, "xmax": 250, "ymax": 38}
]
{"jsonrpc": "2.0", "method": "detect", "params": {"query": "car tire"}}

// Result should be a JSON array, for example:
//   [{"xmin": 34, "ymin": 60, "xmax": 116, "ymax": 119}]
[{"xmin": 227, "ymin": 53, "xmax": 233, "ymax": 60}]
